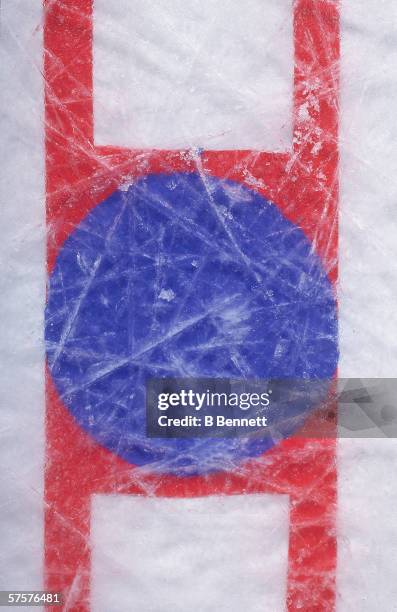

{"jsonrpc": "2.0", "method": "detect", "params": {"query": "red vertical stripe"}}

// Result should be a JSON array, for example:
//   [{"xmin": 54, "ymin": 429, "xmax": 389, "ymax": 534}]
[{"xmin": 44, "ymin": 1, "xmax": 340, "ymax": 609}]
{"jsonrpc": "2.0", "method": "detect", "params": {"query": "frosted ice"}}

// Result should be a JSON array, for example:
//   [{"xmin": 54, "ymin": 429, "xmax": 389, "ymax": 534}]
[{"xmin": 1, "ymin": 1, "xmax": 397, "ymax": 611}]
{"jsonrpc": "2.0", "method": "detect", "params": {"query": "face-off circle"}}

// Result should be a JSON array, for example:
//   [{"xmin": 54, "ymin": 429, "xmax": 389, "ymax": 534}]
[{"xmin": 45, "ymin": 172, "xmax": 338, "ymax": 475}]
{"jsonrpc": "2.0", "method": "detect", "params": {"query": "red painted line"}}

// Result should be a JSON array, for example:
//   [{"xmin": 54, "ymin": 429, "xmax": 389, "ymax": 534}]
[{"xmin": 44, "ymin": 1, "xmax": 340, "ymax": 609}]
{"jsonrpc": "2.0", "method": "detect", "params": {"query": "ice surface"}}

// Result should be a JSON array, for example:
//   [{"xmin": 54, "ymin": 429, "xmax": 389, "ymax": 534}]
[
  {"xmin": 338, "ymin": 1, "xmax": 397, "ymax": 609},
  {"xmin": 0, "ymin": 0, "xmax": 45, "ymax": 594},
  {"xmin": 93, "ymin": 0, "xmax": 293, "ymax": 150},
  {"xmin": 339, "ymin": 0, "xmax": 397, "ymax": 377},
  {"xmin": 91, "ymin": 494, "xmax": 289, "ymax": 612},
  {"xmin": 1, "ymin": 0, "xmax": 397, "ymax": 611}
]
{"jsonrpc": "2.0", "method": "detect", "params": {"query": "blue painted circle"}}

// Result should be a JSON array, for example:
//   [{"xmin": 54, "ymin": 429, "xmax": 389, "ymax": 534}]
[{"xmin": 46, "ymin": 172, "xmax": 338, "ymax": 475}]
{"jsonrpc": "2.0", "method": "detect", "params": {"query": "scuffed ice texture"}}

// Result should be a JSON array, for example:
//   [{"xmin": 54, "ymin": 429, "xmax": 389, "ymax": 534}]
[
  {"xmin": 42, "ymin": 0, "xmax": 344, "ymax": 605},
  {"xmin": 45, "ymin": 172, "xmax": 337, "ymax": 474},
  {"xmin": 0, "ymin": 0, "xmax": 45, "ymax": 595},
  {"xmin": 91, "ymin": 494, "xmax": 290, "ymax": 612},
  {"xmin": 338, "ymin": 2, "xmax": 397, "ymax": 610},
  {"xmin": 2, "ymin": 0, "xmax": 397, "ymax": 611},
  {"xmin": 339, "ymin": 1, "xmax": 397, "ymax": 376},
  {"xmin": 93, "ymin": 0, "xmax": 293, "ymax": 150}
]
